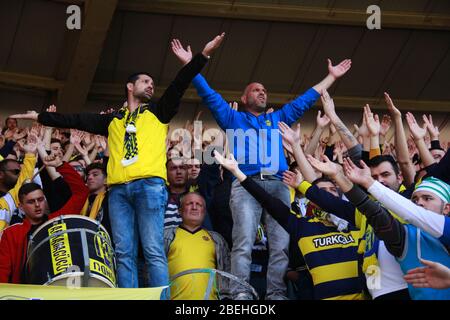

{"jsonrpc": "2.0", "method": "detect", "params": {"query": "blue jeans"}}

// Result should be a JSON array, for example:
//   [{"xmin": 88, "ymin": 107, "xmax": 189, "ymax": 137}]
[
  {"xmin": 109, "ymin": 177, "xmax": 169, "ymax": 288},
  {"xmin": 229, "ymin": 177, "xmax": 290, "ymax": 300}
]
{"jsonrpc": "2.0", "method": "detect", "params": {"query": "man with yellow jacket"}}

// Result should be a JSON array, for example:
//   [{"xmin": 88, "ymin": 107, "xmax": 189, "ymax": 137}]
[
  {"xmin": 9, "ymin": 34, "xmax": 225, "ymax": 289},
  {"xmin": 0, "ymin": 139, "xmax": 37, "ymax": 232}
]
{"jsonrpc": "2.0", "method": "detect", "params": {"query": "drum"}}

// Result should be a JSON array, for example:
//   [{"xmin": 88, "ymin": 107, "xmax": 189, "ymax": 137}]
[{"xmin": 26, "ymin": 215, "xmax": 117, "ymax": 288}]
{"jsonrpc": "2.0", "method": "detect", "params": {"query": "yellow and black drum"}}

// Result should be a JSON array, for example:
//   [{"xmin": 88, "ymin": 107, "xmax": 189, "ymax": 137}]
[{"xmin": 26, "ymin": 215, "xmax": 116, "ymax": 288}]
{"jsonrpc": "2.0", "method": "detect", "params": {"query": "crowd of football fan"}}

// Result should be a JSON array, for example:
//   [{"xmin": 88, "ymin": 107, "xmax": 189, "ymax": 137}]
[{"xmin": 0, "ymin": 33, "xmax": 449, "ymax": 300}]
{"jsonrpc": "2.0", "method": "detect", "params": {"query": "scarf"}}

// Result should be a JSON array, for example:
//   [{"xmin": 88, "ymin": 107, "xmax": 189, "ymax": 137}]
[
  {"xmin": 81, "ymin": 192, "xmax": 106, "ymax": 220},
  {"xmin": 120, "ymin": 105, "xmax": 146, "ymax": 167}
]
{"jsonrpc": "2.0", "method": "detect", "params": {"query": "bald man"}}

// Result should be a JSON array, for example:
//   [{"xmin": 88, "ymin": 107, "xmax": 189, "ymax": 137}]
[{"xmin": 172, "ymin": 43, "xmax": 351, "ymax": 299}]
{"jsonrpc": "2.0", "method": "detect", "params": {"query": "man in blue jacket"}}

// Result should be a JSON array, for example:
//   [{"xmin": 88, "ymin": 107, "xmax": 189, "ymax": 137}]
[{"xmin": 171, "ymin": 38, "xmax": 351, "ymax": 299}]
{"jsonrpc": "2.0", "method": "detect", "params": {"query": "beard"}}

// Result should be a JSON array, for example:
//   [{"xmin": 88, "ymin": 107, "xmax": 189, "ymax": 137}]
[
  {"xmin": 248, "ymin": 96, "xmax": 267, "ymax": 110},
  {"xmin": 134, "ymin": 90, "xmax": 152, "ymax": 103}
]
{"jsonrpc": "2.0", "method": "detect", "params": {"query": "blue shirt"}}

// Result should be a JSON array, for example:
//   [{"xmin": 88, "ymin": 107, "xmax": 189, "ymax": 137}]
[
  {"xmin": 398, "ymin": 224, "xmax": 450, "ymax": 300},
  {"xmin": 192, "ymin": 74, "xmax": 320, "ymax": 178}
]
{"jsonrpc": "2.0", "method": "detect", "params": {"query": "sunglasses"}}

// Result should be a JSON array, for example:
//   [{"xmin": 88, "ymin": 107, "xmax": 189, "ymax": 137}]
[{"xmin": 72, "ymin": 165, "xmax": 85, "ymax": 172}]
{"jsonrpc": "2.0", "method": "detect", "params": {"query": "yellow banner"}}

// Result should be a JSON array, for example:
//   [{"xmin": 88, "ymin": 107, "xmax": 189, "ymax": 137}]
[
  {"xmin": 48, "ymin": 223, "xmax": 72, "ymax": 275},
  {"xmin": 90, "ymin": 259, "xmax": 116, "ymax": 286},
  {"xmin": 0, "ymin": 284, "xmax": 167, "ymax": 300}
]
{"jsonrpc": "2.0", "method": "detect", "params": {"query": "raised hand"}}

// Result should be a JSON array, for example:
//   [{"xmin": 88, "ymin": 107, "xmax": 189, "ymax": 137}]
[
  {"xmin": 43, "ymin": 154, "xmax": 63, "ymax": 168},
  {"xmin": 70, "ymin": 129, "xmax": 84, "ymax": 145},
  {"xmin": 171, "ymin": 38, "xmax": 192, "ymax": 66},
  {"xmin": 306, "ymin": 154, "xmax": 342, "ymax": 178},
  {"xmin": 278, "ymin": 122, "xmax": 301, "ymax": 148},
  {"xmin": 364, "ymin": 104, "xmax": 380, "ymax": 137},
  {"xmin": 380, "ymin": 114, "xmax": 391, "ymax": 137},
  {"xmin": 195, "ymin": 110, "xmax": 204, "ymax": 122},
  {"xmin": 202, "ymin": 32, "xmax": 225, "ymax": 58},
  {"xmin": 214, "ymin": 150, "xmax": 239, "ymax": 174},
  {"xmin": 333, "ymin": 140, "xmax": 343, "ymax": 162},
  {"xmin": 4, "ymin": 129, "xmax": 16, "ymax": 141},
  {"xmin": 404, "ymin": 259, "xmax": 450, "ymax": 290},
  {"xmin": 282, "ymin": 169, "xmax": 303, "ymax": 189},
  {"xmin": 23, "ymin": 133, "xmax": 38, "ymax": 155},
  {"xmin": 384, "ymin": 92, "xmax": 401, "ymax": 119},
  {"xmin": 229, "ymin": 101, "xmax": 238, "ymax": 111},
  {"xmin": 46, "ymin": 104, "xmax": 57, "ymax": 112},
  {"xmin": 74, "ymin": 143, "xmax": 88, "ymax": 157},
  {"xmin": 100, "ymin": 107, "xmax": 115, "ymax": 114},
  {"xmin": 83, "ymin": 132, "xmax": 92, "ymax": 145},
  {"xmin": 342, "ymin": 157, "xmax": 373, "ymax": 189},
  {"xmin": 99, "ymin": 136, "xmax": 108, "ymax": 151},
  {"xmin": 29, "ymin": 123, "xmax": 41, "ymax": 138},
  {"xmin": 316, "ymin": 110, "xmax": 331, "ymax": 128},
  {"xmin": 405, "ymin": 112, "xmax": 427, "ymax": 141},
  {"xmin": 8, "ymin": 110, "xmax": 39, "ymax": 121},
  {"xmin": 13, "ymin": 129, "xmax": 27, "ymax": 141},
  {"xmin": 354, "ymin": 109, "xmax": 370, "ymax": 138},
  {"xmin": 53, "ymin": 129, "xmax": 63, "ymax": 141},
  {"xmin": 320, "ymin": 89, "xmax": 337, "ymax": 118},
  {"xmin": 328, "ymin": 58, "xmax": 352, "ymax": 80},
  {"xmin": 422, "ymin": 114, "xmax": 439, "ymax": 140}
]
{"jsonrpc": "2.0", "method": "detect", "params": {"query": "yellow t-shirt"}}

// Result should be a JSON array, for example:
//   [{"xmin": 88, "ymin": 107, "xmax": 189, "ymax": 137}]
[{"xmin": 168, "ymin": 227, "xmax": 217, "ymax": 300}]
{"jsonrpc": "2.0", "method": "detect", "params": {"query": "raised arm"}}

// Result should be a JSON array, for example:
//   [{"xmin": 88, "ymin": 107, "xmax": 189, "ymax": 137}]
[
  {"xmin": 405, "ymin": 112, "xmax": 434, "ymax": 168},
  {"xmin": 0, "ymin": 138, "xmax": 37, "ymax": 231},
  {"xmin": 321, "ymin": 89, "xmax": 359, "ymax": 151},
  {"xmin": 298, "ymin": 154, "xmax": 360, "ymax": 226},
  {"xmin": 47, "ymin": 156, "xmax": 89, "ymax": 218},
  {"xmin": 364, "ymin": 105, "xmax": 381, "ymax": 159},
  {"xmin": 278, "ymin": 121, "xmax": 318, "ymax": 183},
  {"xmin": 423, "ymin": 114, "xmax": 442, "ymax": 150},
  {"xmin": 9, "ymin": 109, "xmax": 114, "ymax": 136},
  {"xmin": 304, "ymin": 111, "xmax": 330, "ymax": 156},
  {"xmin": 312, "ymin": 59, "xmax": 352, "ymax": 94},
  {"xmin": 385, "ymin": 93, "xmax": 415, "ymax": 186},
  {"xmin": 155, "ymin": 34, "xmax": 225, "ymax": 124},
  {"xmin": 367, "ymin": 179, "xmax": 450, "ymax": 246}
]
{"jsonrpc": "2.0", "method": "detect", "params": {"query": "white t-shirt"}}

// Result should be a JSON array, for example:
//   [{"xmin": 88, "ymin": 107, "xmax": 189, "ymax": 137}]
[{"xmin": 366, "ymin": 240, "xmax": 408, "ymax": 299}]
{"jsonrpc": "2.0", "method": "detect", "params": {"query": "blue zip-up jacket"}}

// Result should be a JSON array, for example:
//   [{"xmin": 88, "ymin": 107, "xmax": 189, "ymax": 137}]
[{"xmin": 192, "ymin": 74, "xmax": 320, "ymax": 178}]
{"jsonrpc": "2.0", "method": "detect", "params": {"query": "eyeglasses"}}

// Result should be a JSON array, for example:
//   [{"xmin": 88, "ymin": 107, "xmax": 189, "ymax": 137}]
[
  {"xmin": 71, "ymin": 165, "xmax": 85, "ymax": 172},
  {"xmin": 1, "ymin": 169, "xmax": 20, "ymax": 175}
]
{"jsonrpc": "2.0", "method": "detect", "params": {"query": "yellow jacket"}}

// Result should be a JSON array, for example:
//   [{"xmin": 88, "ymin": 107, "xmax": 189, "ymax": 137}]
[
  {"xmin": 0, "ymin": 154, "xmax": 37, "ymax": 231},
  {"xmin": 37, "ymin": 53, "xmax": 209, "ymax": 186}
]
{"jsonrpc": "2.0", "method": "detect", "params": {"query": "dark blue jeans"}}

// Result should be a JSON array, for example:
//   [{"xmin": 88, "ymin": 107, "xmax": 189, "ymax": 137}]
[{"xmin": 109, "ymin": 177, "xmax": 168, "ymax": 288}]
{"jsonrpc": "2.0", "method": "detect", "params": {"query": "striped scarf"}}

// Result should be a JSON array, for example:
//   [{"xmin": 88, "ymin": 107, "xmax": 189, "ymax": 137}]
[{"xmin": 120, "ymin": 105, "xmax": 145, "ymax": 167}]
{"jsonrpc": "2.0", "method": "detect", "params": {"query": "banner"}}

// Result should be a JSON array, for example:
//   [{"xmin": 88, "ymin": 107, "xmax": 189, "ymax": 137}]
[{"xmin": 0, "ymin": 283, "xmax": 168, "ymax": 300}]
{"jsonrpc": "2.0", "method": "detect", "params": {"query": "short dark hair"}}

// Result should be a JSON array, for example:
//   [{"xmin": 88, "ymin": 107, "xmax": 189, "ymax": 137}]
[
  {"xmin": 125, "ymin": 72, "xmax": 153, "ymax": 97},
  {"xmin": 50, "ymin": 138, "xmax": 62, "ymax": 146},
  {"xmin": 61, "ymin": 132, "xmax": 71, "ymax": 139},
  {"xmin": 368, "ymin": 155, "xmax": 400, "ymax": 175},
  {"xmin": 5, "ymin": 117, "xmax": 17, "ymax": 126},
  {"xmin": 85, "ymin": 162, "xmax": 106, "ymax": 176},
  {"xmin": 18, "ymin": 183, "xmax": 42, "ymax": 202}
]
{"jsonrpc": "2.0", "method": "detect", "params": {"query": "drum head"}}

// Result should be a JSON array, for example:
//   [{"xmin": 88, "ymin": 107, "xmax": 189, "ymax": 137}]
[
  {"xmin": 26, "ymin": 215, "xmax": 116, "ymax": 288},
  {"xmin": 46, "ymin": 272, "xmax": 115, "ymax": 288}
]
